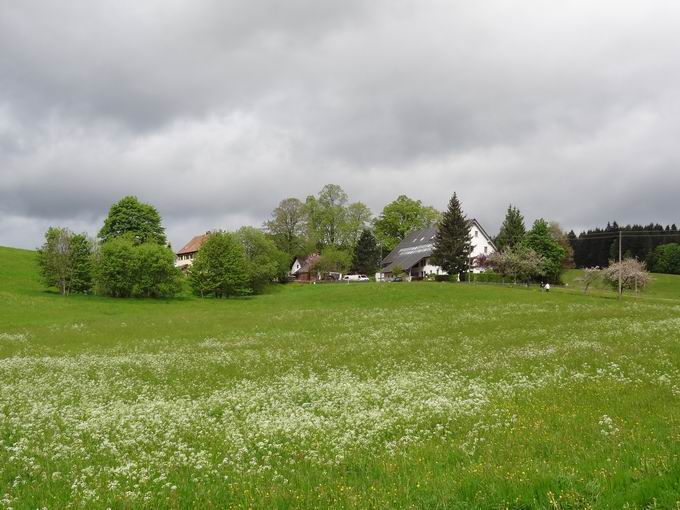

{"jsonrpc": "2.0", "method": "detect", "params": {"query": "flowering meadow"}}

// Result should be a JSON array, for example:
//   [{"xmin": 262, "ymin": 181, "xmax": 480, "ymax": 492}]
[{"xmin": 1, "ymin": 247, "xmax": 679, "ymax": 508}]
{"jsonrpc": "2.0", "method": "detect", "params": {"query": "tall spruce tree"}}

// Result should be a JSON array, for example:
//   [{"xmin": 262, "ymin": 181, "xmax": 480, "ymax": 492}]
[
  {"xmin": 352, "ymin": 229, "xmax": 381, "ymax": 275},
  {"xmin": 431, "ymin": 193, "xmax": 472, "ymax": 280},
  {"xmin": 495, "ymin": 205, "xmax": 526, "ymax": 250}
]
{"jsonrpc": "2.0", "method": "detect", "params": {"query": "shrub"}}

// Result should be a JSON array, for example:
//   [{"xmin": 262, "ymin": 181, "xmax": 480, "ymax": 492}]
[
  {"xmin": 95, "ymin": 238, "xmax": 180, "ymax": 298},
  {"xmin": 37, "ymin": 227, "xmax": 94, "ymax": 295},
  {"xmin": 189, "ymin": 232, "xmax": 251, "ymax": 298},
  {"xmin": 650, "ymin": 243, "xmax": 680, "ymax": 274}
]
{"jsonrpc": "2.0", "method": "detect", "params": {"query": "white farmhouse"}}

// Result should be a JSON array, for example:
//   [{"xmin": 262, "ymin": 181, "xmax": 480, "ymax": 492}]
[
  {"xmin": 379, "ymin": 219, "xmax": 496, "ymax": 279},
  {"xmin": 174, "ymin": 233, "xmax": 210, "ymax": 269}
]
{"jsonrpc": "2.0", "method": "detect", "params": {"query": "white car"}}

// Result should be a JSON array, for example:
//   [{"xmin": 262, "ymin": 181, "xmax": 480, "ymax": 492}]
[{"xmin": 342, "ymin": 274, "xmax": 370, "ymax": 282}]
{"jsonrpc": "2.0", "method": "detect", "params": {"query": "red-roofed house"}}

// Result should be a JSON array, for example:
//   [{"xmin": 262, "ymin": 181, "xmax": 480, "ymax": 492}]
[{"xmin": 175, "ymin": 233, "xmax": 210, "ymax": 269}]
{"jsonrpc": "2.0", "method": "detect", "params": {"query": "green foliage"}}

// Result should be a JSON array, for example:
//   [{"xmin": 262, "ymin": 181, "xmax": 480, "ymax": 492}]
[
  {"xmin": 95, "ymin": 238, "xmax": 179, "ymax": 298},
  {"xmin": 374, "ymin": 195, "xmax": 440, "ymax": 252},
  {"xmin": 650, "ymin": 243, "xmax": 680, "ymax": 274},
  {"xmin": 264, "ymin": 197, "xmax": 306, "ymax": 257},
  {"xmin": 495, "ymin": 205, "xmax": 525, "ymax": 250},
  {"xmin": 352, "ymin": 229, "xmax": 381, "ymax": 275},
  {"xmin": 95, "ymin": 237, "xmax": 138, "ymax": 297},
  {"xmin": 431, "ymin": 193, "xmax": 472, "ymax": 279},
  {"xmin": 98, "ymin": 196, "xmax": 166, "ymax": 245},
  {"xmin": 303, "ymin": 184, "xmax": 372, "ymax": 249},
  {"xmin": 235, "ymin": 227, "xmax": 289, "ymax": 293},
  {"xmin": 133, "ymin": 243, "xmax": 182, "ymax": 298},
  {"xmin": 189, "ymin": 232, "xmax": 251, "ymax": 298},
  {"xmin": 36, "ymin": 227, "xmax": 93, "ymax": 295},
  {"xmin": 313, "ymin": 246, "xmax": 352, "ymax": 274},
  {"xmin": 522, "ymin": 218, "xmax": 565, "ymax": 282}
]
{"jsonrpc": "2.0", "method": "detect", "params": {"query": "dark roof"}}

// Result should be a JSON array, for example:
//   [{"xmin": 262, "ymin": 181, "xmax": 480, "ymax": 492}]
[
  {"xmin": 296, "ymin": 253, "xmax": 321, "ymax": 273},
  {"xmin": 176, "ymin": 234, "xmax": 209, "ymax": 255},
  {"xmin": 381, "ymin": 226, "xmax": 437, "ymax": 272},
  {"xmin": 380, "ymin": 219, "xmax": 496, "ymax": 272}
]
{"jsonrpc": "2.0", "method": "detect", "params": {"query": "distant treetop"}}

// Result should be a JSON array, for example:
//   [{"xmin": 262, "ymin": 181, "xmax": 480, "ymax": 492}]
[{"xmin": 98, "ymin": 196, "xmax": 166, "ymax": 245}]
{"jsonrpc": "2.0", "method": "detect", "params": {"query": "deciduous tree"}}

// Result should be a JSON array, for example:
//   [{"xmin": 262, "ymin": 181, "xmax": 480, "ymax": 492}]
[
  {"xmin": 189, "ymin": 232, "xmax": 251, "ymax": 298},
  {"xmin": 37, "ymin": 227, "xmax": 94, "ymax": 295},
  {"xmin": 374, "ymin": 195, "xmax": 439, "ymax": 252},
  {"xmin": 98, "ymin": 196, "xmax": 166, "ymax": 245},
  {"xmin": 522, "ymin": 219, "xmax": 565, "ymax": 283},
  {"xmin": 264, "ymin": 198, "xmax": 306, "ymax": 257},
  {"xmin": 236, "ymin": 227, "xmax": 290, "ymax": 292}
]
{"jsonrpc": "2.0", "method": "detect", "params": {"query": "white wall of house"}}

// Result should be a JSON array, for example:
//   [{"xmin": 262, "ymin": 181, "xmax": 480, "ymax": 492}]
[
  {"xmin": 174, "ymin": 253, "xmax": 196, "ymax": 268},
  {"xmin": 290, "ymin": 258, "xmax": 302, "ymax": 275}
]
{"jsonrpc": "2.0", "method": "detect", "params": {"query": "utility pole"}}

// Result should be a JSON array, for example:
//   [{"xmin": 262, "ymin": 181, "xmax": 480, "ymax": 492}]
[{"xmin": 618, "ymin": 230, "xmax": 622, "ymax": 300}]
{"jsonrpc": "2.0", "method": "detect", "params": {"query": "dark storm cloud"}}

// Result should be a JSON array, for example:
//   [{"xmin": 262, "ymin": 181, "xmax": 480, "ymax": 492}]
[{"xmin": 2, "ymin": 0, "xmax": 680, "ymax": 249}]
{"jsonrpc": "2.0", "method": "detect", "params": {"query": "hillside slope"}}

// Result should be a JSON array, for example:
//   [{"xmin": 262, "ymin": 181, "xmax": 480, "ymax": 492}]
[{"xmin": 0, "ymin": 246, "xmax": 41, "ymax": 294}]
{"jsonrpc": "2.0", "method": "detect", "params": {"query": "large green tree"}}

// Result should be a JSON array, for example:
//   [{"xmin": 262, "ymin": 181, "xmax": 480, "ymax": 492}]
[
  {"xmin": 189, "ymin": 232, "xmax": 251, "ymax": 298},
  {"xmin": 37, "ymin": 227, "xmax": 94, "ymax": 295},
  {"xmin": 374, "ymin": 195, "xmax": 439, "ymax": 252},
  {"xmin": 98, "ymin": 196, "xmax": 166, "ymax": 245},
  {"xmin": 303, "ymin": 184, "xmax": 372, "ymax": 249},
  {"xmin": 236, "ymin": 227, "xmax": 290, "ymax": 292},
  {"xmin": 522, "ymin": 219, "xmax": 565, "ymax": 282},
  {"xmin": 495, "ymin": 205, "xmax": 526, "ymax": 250},
  {"xmin": 352, "ymin": 229, "xmax": 381, "ymax": 275},
  {"xmin": 264, "ymin": 197, "xmax": 306, "ymax": 257},
  {"xmin": 431, "ymin": 193, "xmax": 472, "ymax": 280}
]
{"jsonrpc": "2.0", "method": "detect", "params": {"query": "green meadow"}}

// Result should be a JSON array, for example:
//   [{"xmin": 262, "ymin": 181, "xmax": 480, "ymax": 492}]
[{"xmin": 1, "ymin": 246, "xmax": 679, "ymax": 509}]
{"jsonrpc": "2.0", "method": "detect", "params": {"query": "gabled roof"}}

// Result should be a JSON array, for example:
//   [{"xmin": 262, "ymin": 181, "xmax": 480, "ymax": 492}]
[
  {"xmin": 380, "ymin": 218, "xmax": 496, "ymax": 271},
  {"xmin": 381, "ymin": 226, "xmax": 437, "ymax": 272},
  {"xmin": 291, "ymin": 253, "xmax": 321, "ymax": 274},
  {"xmin": 176, "ymin": 234, "xmax": 209, "ymax": 255}
]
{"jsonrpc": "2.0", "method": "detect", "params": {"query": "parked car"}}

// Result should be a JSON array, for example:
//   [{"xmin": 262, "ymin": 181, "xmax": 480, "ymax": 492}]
[{"xmin": 342, "ymin": 274, "xmax": 370, "ymax": 282}]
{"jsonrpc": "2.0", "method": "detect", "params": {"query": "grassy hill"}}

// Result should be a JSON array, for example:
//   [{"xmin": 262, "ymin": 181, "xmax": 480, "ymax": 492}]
[{"xmin": 1, "ymin": 246, "xmax": 679, "ymax": 509}]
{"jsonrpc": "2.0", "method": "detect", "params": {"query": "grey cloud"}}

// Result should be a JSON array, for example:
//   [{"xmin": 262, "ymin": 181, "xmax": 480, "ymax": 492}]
[{"xmin": 2, "ymin": 0, "xmax": 680, "ymax": 249}]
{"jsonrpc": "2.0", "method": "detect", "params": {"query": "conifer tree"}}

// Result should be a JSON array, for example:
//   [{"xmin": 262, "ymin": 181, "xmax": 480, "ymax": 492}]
[
  {"xmin": 431, "ymin": 193, "xmax": 472, "ymax": 280},
  {"xmin": 352, "ymin": 229, "xmax": 381, "ymax": 275},
  {"xmin": 495, "ymin": 205, "xmax": 526, "ymax": 250}
]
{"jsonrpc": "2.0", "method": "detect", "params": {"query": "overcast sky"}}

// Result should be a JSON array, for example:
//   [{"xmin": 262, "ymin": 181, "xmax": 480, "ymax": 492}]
[{"xmin": 2, "ymin": 0, "xmax": 680, "ymax": 250}]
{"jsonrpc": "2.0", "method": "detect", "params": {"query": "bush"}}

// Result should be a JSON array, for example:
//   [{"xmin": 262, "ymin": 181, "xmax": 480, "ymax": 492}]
[
  {"xmin": 471, "ymin": 272, "xmax": 506, "ymax": 283},
  {"xmin": 95, "ymin": 237, "xmax": 138, "ymax": 297},
  {"xmin": 133, "ymin": 243, "xmax": 182, "ymax": 298},
  {"xmin": 189, "ymin": 232, "xmax": 251, "ymax": 298},
  {"xmin": 650, "ymin": 243, "xmax": 680, "ymax": 274},
  {"xmin": 95, "ymin": 238, "xmax": 180, "ymax": 298},
  {"xmin": 235, "ymin": 227, "xmax": 290, "ymax": 292}
]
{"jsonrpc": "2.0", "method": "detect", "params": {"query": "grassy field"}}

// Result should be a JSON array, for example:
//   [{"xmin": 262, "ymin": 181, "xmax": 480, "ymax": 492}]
[{"xmin": 1, "ymin": 246, "xmax": 679, "ymax": 509}]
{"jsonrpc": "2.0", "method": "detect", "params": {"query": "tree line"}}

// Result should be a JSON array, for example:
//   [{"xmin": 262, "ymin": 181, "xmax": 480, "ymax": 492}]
[
  {"xmin": 38, "ymin": 188, "xmax": 680, "ymax": 298},
  {"xmin": 37, "ymin": 196, "xmax": 290, "ymax": 298},
  {"xmin": 570, "ymin": 223, "xmax": 680, "ymax": 273}
]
